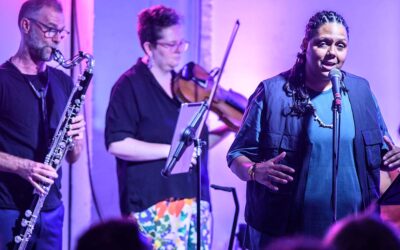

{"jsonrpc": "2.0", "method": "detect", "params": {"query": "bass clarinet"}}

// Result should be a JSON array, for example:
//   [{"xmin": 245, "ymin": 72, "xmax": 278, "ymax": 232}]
[{"xmin": 13, "ymin": 48, "xmax": 94, "ymax": 250}]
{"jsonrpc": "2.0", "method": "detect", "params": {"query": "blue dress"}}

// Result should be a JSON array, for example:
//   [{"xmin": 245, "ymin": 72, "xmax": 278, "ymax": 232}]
[{"xmin": 302, "ymin": 88, "xmax": 362, "ymax": 236}]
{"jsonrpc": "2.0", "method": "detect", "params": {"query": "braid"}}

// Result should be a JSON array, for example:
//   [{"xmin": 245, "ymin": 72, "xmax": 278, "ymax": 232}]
[
  {"xmin": 285, "ymin": 10, "xmax": 349, "ymax": 116},
  {"xmin": 305, "ymin": 10, "xmax": 349, "ymax": 41},
  {"xmin": 284, "ymin": 51, "xmax": 313, "ymax": 115}
]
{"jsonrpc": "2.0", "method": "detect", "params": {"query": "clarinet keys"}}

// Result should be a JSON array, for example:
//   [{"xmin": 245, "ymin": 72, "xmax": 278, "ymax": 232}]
[
  {"xmin": 14, "ymin": 235, "xmax": 22, "ymax": 244},
  {"xmin": 21, "ymin": 219, "xmax": 29, "ymax": 227},
  {"xmin": 24, "ymin": 210, "xmax": 32, "ymax": 218}
]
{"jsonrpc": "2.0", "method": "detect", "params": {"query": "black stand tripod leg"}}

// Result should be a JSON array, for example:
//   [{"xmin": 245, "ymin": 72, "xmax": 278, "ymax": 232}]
[
  {"xmin": 332, "ymin": 106, "xmax": 341, "ymax": 222},
  {"xmin": 210, "ymin": 184, "xmax": 239, "ymax": 250},
  {"xmin": 195, "ymin": 139, "xmax": 203, "ymax": 250}
]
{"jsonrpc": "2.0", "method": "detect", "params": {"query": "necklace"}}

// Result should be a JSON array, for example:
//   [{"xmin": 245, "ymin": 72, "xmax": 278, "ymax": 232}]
[
  {"xmin": 308, "ymin": 100, "xmax": 333, "ymax": 129},
  {"xmin": 312, "ymin": 110, "xmax": 333, "ymax": 129}
]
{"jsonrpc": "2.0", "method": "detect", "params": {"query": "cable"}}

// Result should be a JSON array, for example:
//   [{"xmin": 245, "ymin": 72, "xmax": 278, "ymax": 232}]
[
  {"xmin": 67, "ymin": 2, "xmax": 76, "ymax": 249},
  {"xmin": 71, "ymin": 0, "xmax": 104, "ymax": 223},
  {"xmin": 67, "ymin": 2, "xmax": 105, "ymax": 246},
  {"xmin": 67, "ymin": 6, "xmax": 104, "ymax": 250}
]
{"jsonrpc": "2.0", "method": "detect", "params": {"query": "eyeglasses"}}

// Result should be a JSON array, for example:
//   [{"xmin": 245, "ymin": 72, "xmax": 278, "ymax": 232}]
[
  {"xmin": 27, "ymin": 18, "xmax": 70, "ymax": 39},
  {"xmin": 156, "ymin": 40, "xmax": 189, "ymax": 52}
]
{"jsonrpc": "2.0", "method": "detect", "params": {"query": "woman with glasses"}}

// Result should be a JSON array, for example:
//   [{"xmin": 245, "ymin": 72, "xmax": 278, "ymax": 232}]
[{"xmin": 105, "ymin": 5, "xmax": 228, "ymax": 249}]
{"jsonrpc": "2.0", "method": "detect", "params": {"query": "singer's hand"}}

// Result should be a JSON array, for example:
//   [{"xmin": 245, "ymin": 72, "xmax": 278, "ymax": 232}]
[
  {"xmin": 254, "ymin": 152, "xmax": 295, "ymax": 191},
  {"xmin": 382, "ymin": 136, "xmax": 400, "ymax": 171},
  {"xmin": 17, "ymin": 159, "xmax": 58, "ymax": 195}
]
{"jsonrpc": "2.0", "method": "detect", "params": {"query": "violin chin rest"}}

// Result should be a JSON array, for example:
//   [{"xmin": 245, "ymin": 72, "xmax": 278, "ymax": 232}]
[{"xmin": 181, "ymin": 61, "xmax": 195, "ymax": 80}]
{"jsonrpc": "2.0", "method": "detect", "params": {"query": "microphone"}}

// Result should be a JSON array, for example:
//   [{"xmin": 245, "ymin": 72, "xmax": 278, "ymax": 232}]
[
  {"xmin": 329, "ymin": 68, "xmax": 342, "ymax": 111},
  {"xmin": 329, "ymin": 68, "xmax": 342, "ymax": 97}
]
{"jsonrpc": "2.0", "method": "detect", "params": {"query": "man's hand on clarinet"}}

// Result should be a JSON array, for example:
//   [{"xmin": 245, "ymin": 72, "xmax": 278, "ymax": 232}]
[
  {"xmin": 67, "ymin": 114, "xmax": 85, "ymax": 141},
  {"xmin": 17, "ymin": 159, "xmax": 58, "ymax": 195}
]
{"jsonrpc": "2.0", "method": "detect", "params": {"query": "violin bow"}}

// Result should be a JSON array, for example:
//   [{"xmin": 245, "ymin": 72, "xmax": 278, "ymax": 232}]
[{"xmin": 204, "ymin": 20, "xmax": 241, "ymax": 124}]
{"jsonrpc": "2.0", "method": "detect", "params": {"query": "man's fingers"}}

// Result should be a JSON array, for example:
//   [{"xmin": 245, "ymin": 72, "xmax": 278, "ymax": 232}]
[
  {"xmin": 69, "ymin": 122, "xmax": 86, "ymax": 130},
  {"xmin": 67, "ymin": 126, "xmax": 85, "ymax": 137},
  {"xmin": 37, "ymin": 166, "xmax": 58, "ymax": 179},
  {"xmin": 72, "ymin": 115, "xmax": 84, "ymax": 122},
  {"xmin": 21, "ymin": 161, "xmax": 57, "ymax": 191},
  {"xmin": 32, "ymin": 173, "xmax": 54, "ymax": 185},
  {"xmin": 28, "ymin": 178, "xmax": 46, "ymax": 195},
  {"xmin": 72, "ymin": 115, "xmax": 85, "ymax": 124},
  {"xmin": 67, "ymin": 115, "xmax": 86, "ymax": 137}
]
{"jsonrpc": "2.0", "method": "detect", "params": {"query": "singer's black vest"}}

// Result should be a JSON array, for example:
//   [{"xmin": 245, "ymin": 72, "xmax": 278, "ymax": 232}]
[{"xmin": 229, "ymin": 71, "xmax": 384, "ymax": 236}]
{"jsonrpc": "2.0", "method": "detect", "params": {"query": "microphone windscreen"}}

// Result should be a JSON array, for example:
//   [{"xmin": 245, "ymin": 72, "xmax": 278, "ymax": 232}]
[
  {"xmin": 329, "ymin": 68, "xmax": 342, "ymax": 79},
  {"xmin": 329, "ymin": 68, "xmax": 342, "ymax": 98}
]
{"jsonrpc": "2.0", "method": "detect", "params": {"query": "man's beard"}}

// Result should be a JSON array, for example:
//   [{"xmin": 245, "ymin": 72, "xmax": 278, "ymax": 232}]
[
  {"xmin": 26, "ymin": 33, "xmax": 53, "ymax": 62},
  {"xmin": 30, "ymin": 45, "xmax": 53, "ymax": 62}
]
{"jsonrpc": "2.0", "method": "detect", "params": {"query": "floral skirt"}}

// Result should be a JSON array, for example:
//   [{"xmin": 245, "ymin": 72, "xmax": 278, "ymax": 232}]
[{"xmin": 132, "ymin": 198, "xmax": 212, "ymax": 250}]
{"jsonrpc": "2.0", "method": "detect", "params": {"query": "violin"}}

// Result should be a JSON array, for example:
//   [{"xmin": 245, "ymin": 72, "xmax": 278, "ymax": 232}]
[{"xmin": 173, "ymin": 62, "xmax": 248, "ymax": 132}]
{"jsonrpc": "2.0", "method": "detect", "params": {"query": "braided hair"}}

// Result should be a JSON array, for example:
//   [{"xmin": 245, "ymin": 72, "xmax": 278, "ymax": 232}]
[{"xmin": 283, "ymin": 10, "xmax": 349, "ymax": 116}]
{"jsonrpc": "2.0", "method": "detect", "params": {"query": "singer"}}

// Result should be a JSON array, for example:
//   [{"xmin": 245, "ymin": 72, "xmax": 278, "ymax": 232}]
[{"xmin": 227, "ymin": 10, "xmax": 400, "ymax": 249}]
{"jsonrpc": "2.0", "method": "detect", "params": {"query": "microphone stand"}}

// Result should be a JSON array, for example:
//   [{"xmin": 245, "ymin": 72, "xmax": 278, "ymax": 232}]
[{"xmin": 332, "ymin": 87, "xmax": 341, "ymax": 222}]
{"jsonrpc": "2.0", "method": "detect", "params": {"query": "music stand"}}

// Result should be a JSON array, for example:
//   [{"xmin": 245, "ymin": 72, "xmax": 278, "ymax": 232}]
[
  {"xmin": 161, "ymin": 101, "xmax": 208, "ymax": 250},
  {"xmin": 162, "ymin": 102, "xmax": 206, "ymax": 176}
]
